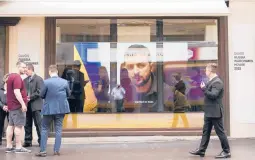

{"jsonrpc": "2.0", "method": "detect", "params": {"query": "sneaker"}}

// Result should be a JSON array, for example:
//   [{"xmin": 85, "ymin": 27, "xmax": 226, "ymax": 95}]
[
  {"xmin": 35, "ymin": 151, "xmax": 47, "ymax": 157},
  {"xmin": 54, "ymin": 151, "xmax": 60, "ymax": 156},
  {"xmin": 15, "ymin": 147, "xmax": 32, "ymax": 153},
  {"xmin": 5, "ymin": 148, "xmax": 15, "ymax": 153}
]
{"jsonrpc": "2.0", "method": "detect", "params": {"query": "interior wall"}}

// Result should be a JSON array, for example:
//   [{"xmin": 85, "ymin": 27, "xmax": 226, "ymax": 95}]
[
  {"xmin": 229, "ymin": 0, "xmax": 255, "ymax": 138},
  {"xmin": 8, "ymin": 17, "xmax": 45, "ymax": 79}
]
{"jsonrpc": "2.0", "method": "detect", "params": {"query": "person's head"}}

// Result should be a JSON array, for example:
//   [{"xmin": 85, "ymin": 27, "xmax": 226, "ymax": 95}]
[
  {"xmin": 123, "ymin": 44, "xmax": 152, "ymax": 88},
  {"xmin": 205, "ymin": 63, "xmax": 218, "ymax": 78},
  {"xmin": 66, "ymin": 69, "xmax": 74, "ymax": 80},
  {"xmin": 173, "ymin": 73, "xmax": 182, "ymax": 83},
  {"xmin": 191, "ymin": 67, "xmax": 200, "ymax": 77},
  {"xmin": 120, "ymin": 68, "xmax": 129, "ymax": 79},
  {"xmin": 2, "ymin": 74, "xmax": 9, "ymax": 88},
  {"xmin": 26, "ymin": 64, "xmax": 34, "ymax": 76},
  {"xmin": 99, "ymin": 66, "xmax": 108, "ymax": 79},
  {"xmin": 48, "ymin": 65, "xmax": 58, "ymax": 77},
  {"xmin": 73, "ymin": 60, "xmax": 81, "ymax": 70},
  {"xmin": 16, "ymin": 61, "xmax": 26, "ymax": 75}
]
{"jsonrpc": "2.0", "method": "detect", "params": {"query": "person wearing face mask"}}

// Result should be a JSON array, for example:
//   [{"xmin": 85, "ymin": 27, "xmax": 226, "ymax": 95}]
[{"xmin": 0, "ymin": 74, "xmax": 9, "ymax": 145}]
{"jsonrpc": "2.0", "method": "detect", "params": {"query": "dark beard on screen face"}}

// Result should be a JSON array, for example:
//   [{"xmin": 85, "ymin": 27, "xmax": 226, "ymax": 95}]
[{"xmin": 134, "ymin": 73, "xmax": 152, "ymax": 87}]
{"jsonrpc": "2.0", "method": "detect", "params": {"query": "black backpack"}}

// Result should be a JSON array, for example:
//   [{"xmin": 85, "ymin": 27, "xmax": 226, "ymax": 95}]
[{"xmin": 72, "ymin": 71, "xmax": 82, "ymax": 98}]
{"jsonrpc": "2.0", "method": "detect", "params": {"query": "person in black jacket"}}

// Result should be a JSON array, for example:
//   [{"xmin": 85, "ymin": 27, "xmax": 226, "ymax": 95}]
[
  {"xmin": 71, "ymin": 60, "xmax": 86, "ymax": 113},
  {"xmin": 23, "ymin": 64, "xmax": 43, "ymax": 147},
  {"xmin": 189, "ymin": 63, "xmax": 231, "ymax": 159},
  {"xmin": 171, "ymin": 73, "xmax": 189, "ymax": 128},
  {"xmin": 0, "ymin": 74, "xmax": 9, "ymax": 145}
]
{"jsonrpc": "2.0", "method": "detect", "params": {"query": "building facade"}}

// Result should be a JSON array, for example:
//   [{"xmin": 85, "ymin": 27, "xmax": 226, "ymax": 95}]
[{"xmin": 0, "ymin": 0, "xmax": 253, "ymax": 138}]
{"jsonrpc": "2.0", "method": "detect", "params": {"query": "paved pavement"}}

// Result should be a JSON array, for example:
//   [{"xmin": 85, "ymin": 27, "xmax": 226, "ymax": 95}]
[{"xmin": 0, "ymin": 137, "xmax": 254, "ymax": 160}]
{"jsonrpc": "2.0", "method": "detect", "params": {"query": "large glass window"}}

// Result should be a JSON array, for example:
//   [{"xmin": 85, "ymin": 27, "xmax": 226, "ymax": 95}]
[
  {"xmin": 56, "ymin": 19, "xmax": 111, "ymax": 115},
  {"xmin": 56, "ymin": 18, "xmax": 218, "ymax": 129},
  {"xmin": 163, "ymin": 19, "xmax": 218, "ymax": 127}
]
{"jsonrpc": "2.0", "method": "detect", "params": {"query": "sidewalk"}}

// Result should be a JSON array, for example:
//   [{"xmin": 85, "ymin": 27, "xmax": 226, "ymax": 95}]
[
  {"xmin": 41, "ymin": 136, "xmax": 251, "ymax": 144},
  {"xmin": 1, "ymin": 137, "xmax": 254, "ymax": 160}
]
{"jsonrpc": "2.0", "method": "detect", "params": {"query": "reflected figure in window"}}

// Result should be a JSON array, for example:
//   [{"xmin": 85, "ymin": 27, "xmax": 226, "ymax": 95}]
[
  {"xmin": 111, "ymin": 84, "xmax": 125, "ymax": 113},
  {"xmin": 120, "ymin": 68, "xmax": 135, "ymax": 112},
  {"xmin": 95, "ymin": 66, "xmax": 110, "ymax": 112},
  {"xmin": 171, "ymin": 73, "xmax": 189, "ymax": 128},
  {"xmin": 72, "ymin": 60, "xmax": 86, "ymax": 113},
  {"xmin": 122, "ymin": 44, "xmax": 171, "ymax": 112},
  {"xmin": 61, "ymin": 66, "xmax": 72, "ymax": 80},
  {"xmin": 189, "ymin": 67, "xmax": 204, "ymax": 111}
]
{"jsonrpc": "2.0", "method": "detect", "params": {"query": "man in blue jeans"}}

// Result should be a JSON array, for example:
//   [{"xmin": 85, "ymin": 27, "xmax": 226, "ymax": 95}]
[{"xmin": 36, "ymin": 65, "xmax": 70, "ymax": 157}]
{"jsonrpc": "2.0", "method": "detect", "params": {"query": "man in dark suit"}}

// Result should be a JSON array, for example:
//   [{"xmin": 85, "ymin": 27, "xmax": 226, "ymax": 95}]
[
  {"xmin": 23, "ymin": 64, "xmax": 43, "ymax": 147},
  {"xmin": 36, "ymin": 65, "xmax": 70, "ymax": 157},
  {"xmin": 189, "ymin": 63, "xmax": 231, "ymax": 159},
  {"xmin": 72, "ymin": 60, "xmax": 85, "ymax": 113}
]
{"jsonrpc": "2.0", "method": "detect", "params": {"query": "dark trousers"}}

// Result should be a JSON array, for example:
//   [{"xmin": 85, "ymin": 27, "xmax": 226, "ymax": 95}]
[
  {"xmin": 115, "ymin": 99, "xmax": 124, "ymax": 113},
  {"xmin": 0, "ymin": 109, "xmax": 8, "ymax": 142},
  {"xmin": 24, "ymin": 103, "xmax": 42, "ymax": 144},
  {"xmin": 68, "ymin": 99, "xmax": 83, "ymax": 113},
  {"xmin": 199, "ymin": 117, "xmax": 230, "ymax": 153}
]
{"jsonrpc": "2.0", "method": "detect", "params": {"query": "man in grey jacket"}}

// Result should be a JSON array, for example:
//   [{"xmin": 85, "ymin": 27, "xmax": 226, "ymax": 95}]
[
  {"xmin": 189, "ymin": 63, "xmax": 231, "ymax": 159},
  {"xmin": 36, "ymin": 65, "xmax": 70, "ymax": 157},
  {"xmin": 23, "ymin": 64, "xmax": 43, "ymax": 147}
]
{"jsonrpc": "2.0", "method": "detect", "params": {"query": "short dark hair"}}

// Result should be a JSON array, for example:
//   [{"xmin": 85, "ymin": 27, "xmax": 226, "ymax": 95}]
[
  {"xmin": 48, "ymin": 65, "xmax": 58, "ymax": 73},
  {"xmin": 26, "ymin": 64, "xmax": 34, "ymax": 71},
  {"xmin": 2, "ymin": 74, "xmax": 9, "ymax": 83},
  {"xmin": 173, "ymin": 73, "xmax": 182, "ymax": 81},
  {"xmin": 16, "ymin": 61, "xmax": 26, "ymax": 67},
  {"xmin": 206, "ymin": 63, "xmax": 218, "ymax": 73},
  {"xmin": 191, "ymin": 67, "xmax": 200, "ymax": 74}
]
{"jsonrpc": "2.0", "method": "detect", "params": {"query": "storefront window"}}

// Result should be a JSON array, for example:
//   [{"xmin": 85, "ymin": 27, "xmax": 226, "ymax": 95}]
[
  {"xmin": 0, "ymin": 26, "xmax": 6, "ymax": 82},
  {"xmin": 163, "ymin": 19, "xmax": 218, "ymax": 127},
  {"xmin": 56, "ymin": 19, "xmax": 111, "ymax": 114},
  {"xmin": 56, "ymin": 18, "xmax": 218, "ymax": 129}
]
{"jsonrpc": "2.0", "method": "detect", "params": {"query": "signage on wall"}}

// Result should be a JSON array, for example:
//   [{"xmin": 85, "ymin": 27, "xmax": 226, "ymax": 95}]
[
  {"xmin": 17, "ymin": 26, "xmax": 41, "ymax": 74},
  {"xmin": 233, "ymin": 52, "xmax": 254, "ymax": 71},
  {"xmin": 18, "ymin": 53, "xmax": 39, "ymax": 71}
]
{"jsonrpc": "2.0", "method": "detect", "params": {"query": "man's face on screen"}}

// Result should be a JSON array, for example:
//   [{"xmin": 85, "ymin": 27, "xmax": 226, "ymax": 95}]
[{"xmin": 123, "ymin": 47, "xmax": 152, "ymax": 88}]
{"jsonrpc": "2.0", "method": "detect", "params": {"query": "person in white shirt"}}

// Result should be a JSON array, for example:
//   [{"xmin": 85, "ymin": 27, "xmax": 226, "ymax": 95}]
[{"xmin": 111, "ymin": 84, "xmax": 126, "ymax": 113}]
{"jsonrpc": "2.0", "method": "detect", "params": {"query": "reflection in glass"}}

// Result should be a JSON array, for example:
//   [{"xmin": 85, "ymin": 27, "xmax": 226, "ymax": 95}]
[
  {"xmin": 95, "ymin": 66, "xmax": 110, "ymax": 112},
  {"xmin": 171, "ymin": 73, "xmax": 189, "ymax": 128},
  {"xmin": 163, "ymin": 19, "xmax": 218, "ymax": 114},
  {"xmin": 56, "ymin": 18, "xmax": 219, "ymax": 129}
]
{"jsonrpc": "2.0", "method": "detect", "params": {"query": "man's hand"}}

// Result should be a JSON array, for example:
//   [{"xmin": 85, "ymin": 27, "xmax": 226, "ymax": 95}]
[
  {"xmin": 3, "ymin": 105, "xmax": 8, "ymax": 112},
  {"xmin": 200, "ymin": 81, "xmax": 206, "ymax": 88},
  {"xmin": 21, "ymin": 104, "xmax": 27, "ymax": 112}
]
